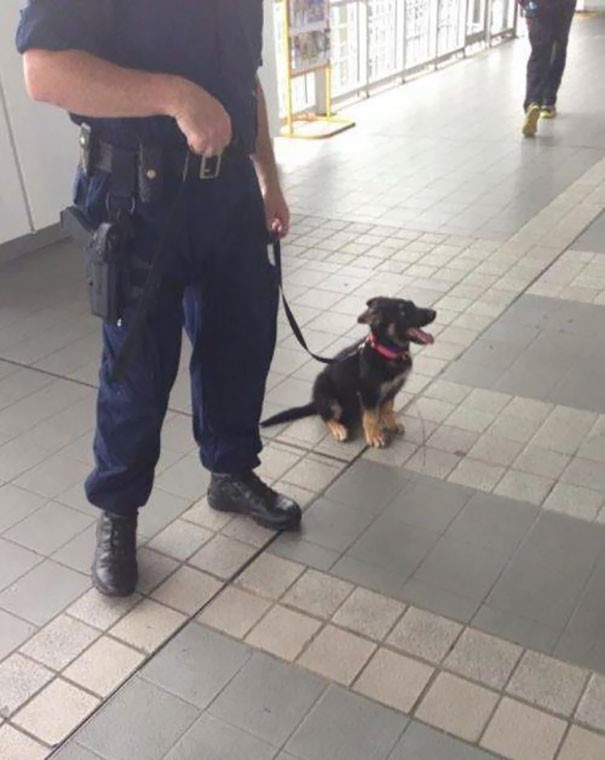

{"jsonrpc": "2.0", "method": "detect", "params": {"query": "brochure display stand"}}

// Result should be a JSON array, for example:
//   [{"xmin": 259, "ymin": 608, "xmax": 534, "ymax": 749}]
[{"xmin": 281, "ymin": 0, "xmax": 354, "ymax": 138}]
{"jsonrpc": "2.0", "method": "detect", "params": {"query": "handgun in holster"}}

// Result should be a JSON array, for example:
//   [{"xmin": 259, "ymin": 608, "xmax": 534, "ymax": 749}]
[{"xmin": 61, "ymin": 206, "xmax": 130, "ymax": 323}]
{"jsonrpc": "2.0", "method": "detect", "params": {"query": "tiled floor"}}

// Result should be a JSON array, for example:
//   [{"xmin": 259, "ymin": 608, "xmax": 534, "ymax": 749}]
[
  {"xmin": 443, "ymin": 295, "xmax": 605, "ymax": 411},
  {"xmin": 2, "ymin": 12, "xmax": 605, "ymax": 760},
  {"xmin": 572, "ymin": 209, "xmax": 605, "ymax": 253}
]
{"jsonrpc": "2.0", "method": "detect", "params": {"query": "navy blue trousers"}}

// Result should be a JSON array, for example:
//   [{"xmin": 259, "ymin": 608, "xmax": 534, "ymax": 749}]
[
  {"xmin": 524, "ymin": 0, "xmax": 576, "ymax": 110},
  {"xmin": 78, "ymin": 159, "xmax": 278, "ymax": 515}
]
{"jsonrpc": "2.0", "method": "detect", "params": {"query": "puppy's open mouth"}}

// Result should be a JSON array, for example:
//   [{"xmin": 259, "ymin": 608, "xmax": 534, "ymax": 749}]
[{"xmin": 406, "ymin": 327, "xmax": 435, "ymax": 345}]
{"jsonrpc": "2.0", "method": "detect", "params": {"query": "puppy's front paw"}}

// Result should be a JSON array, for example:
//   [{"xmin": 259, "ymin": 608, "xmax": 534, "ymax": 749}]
[
  {"xmin": 363, "ymin": 409, "xmax": 388, "ymax": 448},
  {"xmin": 366, "ymin": 429, "xmax": 388, "ymax": 448},
  {"xmin": 327, "ymin": 420, "xmax": 349, "ymax": 442}
]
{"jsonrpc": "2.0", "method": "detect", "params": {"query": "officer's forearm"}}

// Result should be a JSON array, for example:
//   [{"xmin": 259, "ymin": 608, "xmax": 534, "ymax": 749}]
[
  {"xmin": 23, "ymin": 49, "xmax": 190, "ymax": 120},
  {"xmin": 252, "ymin": 80, "xmax": 280, "ymax": 191}
]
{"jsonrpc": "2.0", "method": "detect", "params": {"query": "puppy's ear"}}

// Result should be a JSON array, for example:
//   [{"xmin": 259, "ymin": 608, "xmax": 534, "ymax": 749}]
[{"xmin": 357, "ymin": 298, "xmax": 382, "ymax": 326}]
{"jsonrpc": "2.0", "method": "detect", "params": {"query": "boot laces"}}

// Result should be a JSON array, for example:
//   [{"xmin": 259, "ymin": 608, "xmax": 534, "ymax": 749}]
[
  {"xmin": 101, "ymin": 518, "xmax": 136, "ymax": 555},
  {"xmin": 239, "ymin": 472, "xmax": 277, "ymax": 502}
]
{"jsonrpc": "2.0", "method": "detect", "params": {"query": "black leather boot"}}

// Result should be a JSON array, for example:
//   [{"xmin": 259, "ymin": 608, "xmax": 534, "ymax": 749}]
[
  {"xmin": 207, "ymin": 472, "xmax": 302, "ymax": 530},
  {"xmin": 92, "ymin": 511, "xmax": 138, "ymax": 597}
]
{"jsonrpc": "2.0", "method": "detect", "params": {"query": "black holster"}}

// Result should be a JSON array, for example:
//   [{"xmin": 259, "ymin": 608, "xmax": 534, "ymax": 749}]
[{"xmin": 61, "ymin": 205, "xmax": 132, "ymax": 323}]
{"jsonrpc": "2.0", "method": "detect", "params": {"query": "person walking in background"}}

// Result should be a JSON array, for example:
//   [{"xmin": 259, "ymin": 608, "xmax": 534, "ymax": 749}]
[{"xmin": 520, "ymin": 0, "xmax": 577, "ymax": 137}]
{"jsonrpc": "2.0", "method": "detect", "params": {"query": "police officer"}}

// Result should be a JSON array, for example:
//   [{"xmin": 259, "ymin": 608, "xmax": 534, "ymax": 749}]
[
  {"xmin": 16, "ymin": 0, "xmax": 302, "ymax": 597},
  {"xmin": 521, "ymin": 0, "xmax": 577, "ymax": 137}
]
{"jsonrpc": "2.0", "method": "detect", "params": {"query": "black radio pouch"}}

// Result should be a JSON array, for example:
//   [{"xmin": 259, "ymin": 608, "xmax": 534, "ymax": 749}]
[
  {"xmin": 85, "ymin": 220, "xmax": 129, "ymax": 322},
  {"xmin": 61, "ymin": 206, "xmax": 131, "ymax": 323}
]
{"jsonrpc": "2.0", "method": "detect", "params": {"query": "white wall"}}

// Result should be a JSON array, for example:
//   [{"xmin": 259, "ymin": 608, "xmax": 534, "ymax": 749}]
[
  {"xmin": 0, "ymin": 79, "xmax": 30, "ymax": 243},
  {"xmin": 0, "ymin": 1, "xmax": 281, "ymax": 249},
  {"xmin": 0, "ymin": 1, "xmax": 78, "ymax": 241}
]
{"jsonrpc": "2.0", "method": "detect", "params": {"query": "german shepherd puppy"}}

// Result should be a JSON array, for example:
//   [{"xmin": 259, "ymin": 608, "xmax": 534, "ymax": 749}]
[{"xmin": 261, "ymin": 297, "xmax": 437, "ymax": 447}]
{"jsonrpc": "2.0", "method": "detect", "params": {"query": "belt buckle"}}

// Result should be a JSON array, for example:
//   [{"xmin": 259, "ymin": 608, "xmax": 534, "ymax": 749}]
[
  {"xmin": 199, "ymin": 153, "xmax": 222, "ymax": 180},
  {"xmin": 79, "ymin": 124, "xmax": 93, "ymax": 176}
]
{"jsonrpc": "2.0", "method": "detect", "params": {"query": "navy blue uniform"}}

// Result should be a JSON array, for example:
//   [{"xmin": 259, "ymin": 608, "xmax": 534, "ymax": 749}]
[{"xmin": 16, "ymin": 1, "xmax": 279, "ymax": 515}]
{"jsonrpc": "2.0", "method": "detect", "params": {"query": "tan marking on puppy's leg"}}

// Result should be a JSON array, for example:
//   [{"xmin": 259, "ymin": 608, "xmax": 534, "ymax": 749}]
[
  {"xmin": 380, "ymin": 399, "xmax": 405, "ymax": 434},
  {"xmin": 363, "ymin": 408, "xmax": 387, "ymax": 448},
  {"xmin": 327, "ymin": 419, "xmax": 349, "ymax": 442}
]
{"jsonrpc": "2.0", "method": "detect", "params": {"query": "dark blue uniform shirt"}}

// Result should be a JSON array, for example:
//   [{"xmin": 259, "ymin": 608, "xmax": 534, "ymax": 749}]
[{"xmin": 16, "ymin": 0, "xmax": 263, "ymax": 153}]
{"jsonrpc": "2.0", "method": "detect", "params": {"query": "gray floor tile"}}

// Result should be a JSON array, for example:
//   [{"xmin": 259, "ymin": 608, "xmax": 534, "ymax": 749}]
[
  {"xmin": 0, "ymin": 559, "xmax": 90, "ymax": 625},
  {"xmin": 513, "ymin": 512, "xmax": 605, "ymax": 583},
  {"xmin": 0, "ymin": 484, "xmax": 46, "ymax": 533},
  {"xmin": 346, "ymin": 515, "xmax": 440, "ymax": 579},
  {"xmin": 554, "ymin": 630, "xmax": 605, "ymax": 673},
  {"xmin": 136, "ymin": 547, "xmax": 180, "ymax": 593},
  {"xmin": 77, "ymin": 676, "xmax": 200, "ymax": 760},
  {"xmin": 155, "ymin": 455, "xmax": 211, "ymax": 501},
  {"xmin": 325, "ymin": 461, "xmax": 413, "ymax": 514},
  {"xmin": 383, "ymin": 477, "xmax": 473, "ymax": 533},
  {"xmin": 164, "ymin": 713, "xmax": 277, "ymax": 760},
  {"xmin": 494, "ymin": 363, "xmax": 562, "ymax": 401},
  {"xmin": 442, "ymin": 361, "xmax": 502, "ymax": 389},
  {"xmin": 0, "ymin": 538, "xmax": 42, "ymax": 592},
  {"xmin": 286, "ymin": 685, "xmax": 406, "ymax": 760},
  {"xmin": 52, "ymin": 745, "xmax": 106, "ymax": 760},
  {"xmin": 331, "ymin": 555, "xmax": 407, "ymax": 599},
  {"xmin": 549, "ymin": 370, "xmax": 605, "ymax": 414},
  {"xmin": 572, "ymin": 209, "xmax": 605, "ymax": 253},
  {"xmin": 389, "ymin": 720, "xmax": 499, "ymax": 759},
  {"xmin": 485, "ymin": 553, "xmax": 587, "ymax": 633},
  {"xmin": 0, "ymin": 608, "xmax": 36, "ymax": 660},
  {"xmin": 208, "ymin": 651, "xmax": 326, "ymax": 746},
  {"xmin": 411, "ymin": 535, "xmax": 509, "ymax": 603},
  {"xmin": 4, "ymin": 501, "xmax": 93, "ymax": 556},
  {"xmin": 52, "ymin": 525, "xmax": 96, "ymax": 574},
  {"xmin": 270, "ymin": 534, "xmax": 340, "ymax": 571},
  {"xmin": 401, "ymin": 577, "xmax": 482, "ymax": 623},
  {"xmin": 554, "ymin": 554, "xmax": 605, "ymax": 672},
  {"xmin": 137, "ymin": 489, "xmax": 194, "ymax": 540},
  {"xmin": 444, "ymin": 492, "xmax": 539, "ymax": 557},
  {"xmin": 461, "ymin": 340, "xmax": 523, "ymax": 372},
  {"xmin": 141, "ymin": 623, "xmax": 251, "ymax": 709},
  {"xmin": 299, "ymin": 498, "xmax": 376, "ymax": 553},
  {"xmin": 481, "ymin": 322, "xmax": 541, "ymax": 349},
  {"xmin": 473, "ymin": 604, "xmax": 561, "ymax": 654}
]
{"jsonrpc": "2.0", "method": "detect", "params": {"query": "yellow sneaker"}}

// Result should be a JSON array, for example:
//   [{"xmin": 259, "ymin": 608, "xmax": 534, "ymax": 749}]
[
  {"xmin": 540, "ymin": 105, "xmax": 557, "ymax": 119},
  {"xmin": 522, "ymin": 103, "xmax": 541, "ymax": 137}
]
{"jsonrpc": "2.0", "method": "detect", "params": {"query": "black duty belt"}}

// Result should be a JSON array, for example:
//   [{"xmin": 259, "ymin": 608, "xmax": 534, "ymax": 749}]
[{"xmin": 90, "ymin": 140, "xmax": 235, "ymax": 182}]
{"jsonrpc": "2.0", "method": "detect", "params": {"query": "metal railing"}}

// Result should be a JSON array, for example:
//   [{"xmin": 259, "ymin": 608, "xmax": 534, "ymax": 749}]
[{"xmin": 274, "ymin": 0, "xmax": 517, "ymax": 117}]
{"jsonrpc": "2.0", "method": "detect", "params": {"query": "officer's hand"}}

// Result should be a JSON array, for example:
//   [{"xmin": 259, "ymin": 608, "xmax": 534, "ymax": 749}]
[
  {"xmin": 172, "ymin": 81, "xmax": 232, "ymax": 156},
  {"xmin": 262, "ymin": 182, "xmax": 290, "ymax": 239}
]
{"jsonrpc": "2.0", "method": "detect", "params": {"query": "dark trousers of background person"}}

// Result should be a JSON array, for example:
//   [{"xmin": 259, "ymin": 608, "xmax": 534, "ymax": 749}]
[{"xmin": 524, "ymin": 0, "xmax": 577, "ymax": 110}]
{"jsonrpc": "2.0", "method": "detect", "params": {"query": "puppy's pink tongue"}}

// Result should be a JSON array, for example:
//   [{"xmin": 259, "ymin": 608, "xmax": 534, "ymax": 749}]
[{"xmin": 407, "ymin": 327, "xmax": 434, "ymax": 344}]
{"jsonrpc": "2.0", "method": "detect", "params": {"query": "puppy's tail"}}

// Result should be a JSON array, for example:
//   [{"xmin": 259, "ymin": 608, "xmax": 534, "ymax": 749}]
[{"xmin": 261, "ymin": 403, "xmax": 316, "ymax": 428}]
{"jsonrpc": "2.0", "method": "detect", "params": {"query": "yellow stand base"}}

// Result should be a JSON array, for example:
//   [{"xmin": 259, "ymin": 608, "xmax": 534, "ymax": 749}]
[{"xmin": 280, "ymin": 115, "xmax": 355, "ymax": 139}]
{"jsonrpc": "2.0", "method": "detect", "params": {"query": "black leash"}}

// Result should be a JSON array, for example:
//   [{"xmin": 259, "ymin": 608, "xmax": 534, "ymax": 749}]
[{"xmin": 271, "ymin": 236, "xmax": 336, "ymax": 365}]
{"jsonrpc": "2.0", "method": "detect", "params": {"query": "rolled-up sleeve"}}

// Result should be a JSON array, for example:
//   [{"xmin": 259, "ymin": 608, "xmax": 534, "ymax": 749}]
[{"xmin": 16, "ymin": 0, "xmax": 114, "ymax": 56}]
